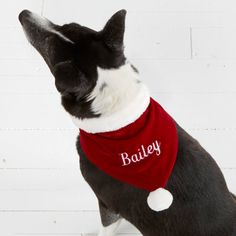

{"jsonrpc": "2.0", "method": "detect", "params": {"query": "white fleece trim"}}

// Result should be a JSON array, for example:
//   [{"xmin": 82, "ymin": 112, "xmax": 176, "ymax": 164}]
[
  {"xmin": 71, "ymin": 64, "xmax": 150, "ymax": 133},
  {"xmin": 71, "ymin": 86, "xmax": 150, "ymax": 133}
]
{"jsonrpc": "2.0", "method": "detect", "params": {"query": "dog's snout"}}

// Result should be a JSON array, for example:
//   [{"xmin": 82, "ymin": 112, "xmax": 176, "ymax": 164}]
[{"xmin": 18, "ymin": 9, "xmax": 32, "ymax": 24}]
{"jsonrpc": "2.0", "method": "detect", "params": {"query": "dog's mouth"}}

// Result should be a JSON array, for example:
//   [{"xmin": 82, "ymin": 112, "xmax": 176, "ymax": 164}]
[
  {"xmin": 18, "ymin": 10, "xmax": 74, "ymax": 70},
  {"xmin": 19, "ymin": 10, "xmax": 55, "ymax": 32},
  {"xmin": 19, "ymin": 10, "xmax": 57, "ymax": 46},
  {"xmin": 19, "ymin": 9, "xmax": 46, "ymax": 27}
]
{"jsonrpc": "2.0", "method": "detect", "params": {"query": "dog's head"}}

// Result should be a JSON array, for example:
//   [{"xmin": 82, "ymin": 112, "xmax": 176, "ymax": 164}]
[{"xmin": 19, "ymin": 10, "xmax": 127, "ymax": 119}]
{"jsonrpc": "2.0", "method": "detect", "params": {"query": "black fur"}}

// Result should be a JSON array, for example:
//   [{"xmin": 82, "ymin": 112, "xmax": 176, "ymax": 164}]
[
  {"xmin": 78, "ymin": 124, "xmax": 236, "ymax": 235},
  {"xmin": 19, "ymin": 9, "xmax": 126, "ymax": 119},
  {"xmin": 19, "ymin": 9, "xmax": 236, "ymax": 235}
]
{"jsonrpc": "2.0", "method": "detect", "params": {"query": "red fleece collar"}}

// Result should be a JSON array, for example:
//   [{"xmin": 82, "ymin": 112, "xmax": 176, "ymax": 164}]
[{"xmin": 79, "ymin": 98, "xmax": 178, "ymax": 191}]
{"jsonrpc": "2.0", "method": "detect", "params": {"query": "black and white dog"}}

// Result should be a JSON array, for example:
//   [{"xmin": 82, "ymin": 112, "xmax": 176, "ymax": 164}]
[{"xmin": 19, "ymin": 9, "xmax": 236, "ymax": 236}]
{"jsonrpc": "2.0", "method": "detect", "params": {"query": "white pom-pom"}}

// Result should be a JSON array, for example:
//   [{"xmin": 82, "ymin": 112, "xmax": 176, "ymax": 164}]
[{"xmin": 147, "ymin": 188, "xmax": 173, "ymax": 212}]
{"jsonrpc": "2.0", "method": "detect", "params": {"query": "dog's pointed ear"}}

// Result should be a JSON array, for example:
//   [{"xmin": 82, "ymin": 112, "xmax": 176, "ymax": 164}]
[{"xmin": 102, "ymin": 9, "xmax": 126, "ymax": 50}]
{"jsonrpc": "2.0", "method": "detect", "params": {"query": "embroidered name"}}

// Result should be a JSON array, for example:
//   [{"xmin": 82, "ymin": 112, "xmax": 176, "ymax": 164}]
[{"xmin": 120, "ymin": 140, "xmax": 161, "ymax": 166}]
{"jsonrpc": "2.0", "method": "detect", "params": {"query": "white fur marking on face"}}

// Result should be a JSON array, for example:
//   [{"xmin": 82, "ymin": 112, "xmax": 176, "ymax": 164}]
[
  {"xmin": 29, "ymin": 12, "xmax": 74, "ymax": 44},
  {"xmin": 71, "ymin": 63, "xmax": 150, "ymax": 133},
  {"xmin": 98, "ymin": 219, "xmax": 122, "ymax": 236}
]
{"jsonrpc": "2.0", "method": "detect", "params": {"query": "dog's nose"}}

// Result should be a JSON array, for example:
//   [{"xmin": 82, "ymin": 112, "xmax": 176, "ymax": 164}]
[{"xmin": 18, "ymin": 9, "xmax": 32, "ymax": 24}]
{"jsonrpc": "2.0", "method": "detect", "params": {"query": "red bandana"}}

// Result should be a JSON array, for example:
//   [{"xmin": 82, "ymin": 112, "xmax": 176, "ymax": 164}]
[{"xmin": 79, "ymin": 98, "xmax": 178, "ymax": 191}]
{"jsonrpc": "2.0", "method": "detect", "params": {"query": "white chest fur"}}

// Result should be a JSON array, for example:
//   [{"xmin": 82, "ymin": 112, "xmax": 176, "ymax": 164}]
[{"xmin": 71, "ymin": 63, "xmax": 150, "ymax": 133}]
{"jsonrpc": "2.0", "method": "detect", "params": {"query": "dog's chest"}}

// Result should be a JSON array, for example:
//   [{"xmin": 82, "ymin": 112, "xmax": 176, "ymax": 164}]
[{"xmin": 79, "ymin": 98, "xmax": 178, "ymax": 192}]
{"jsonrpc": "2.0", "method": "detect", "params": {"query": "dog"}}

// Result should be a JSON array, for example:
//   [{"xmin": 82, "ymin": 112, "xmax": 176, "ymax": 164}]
[{"xmin": 19, "ymin": 9, "xmax": 236, "ymax": 236}]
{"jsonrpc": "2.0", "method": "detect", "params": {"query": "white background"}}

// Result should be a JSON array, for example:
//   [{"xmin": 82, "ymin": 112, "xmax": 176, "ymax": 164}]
[{"xmin": 0, "ymin": 0, "xmax": 236, "ymax": 235}]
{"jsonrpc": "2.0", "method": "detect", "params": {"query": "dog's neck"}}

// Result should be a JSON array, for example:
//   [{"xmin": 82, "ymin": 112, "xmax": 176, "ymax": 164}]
[{"xmin": 71, "ymin": 63, "xmax": 150, "ymax": 133}]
